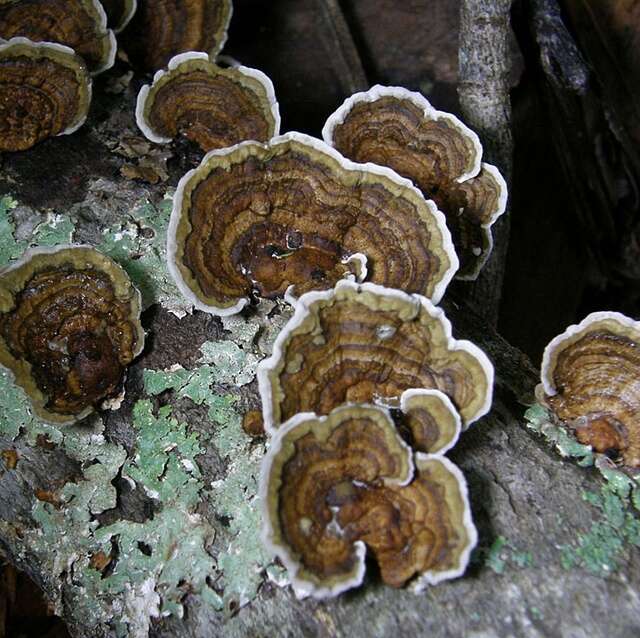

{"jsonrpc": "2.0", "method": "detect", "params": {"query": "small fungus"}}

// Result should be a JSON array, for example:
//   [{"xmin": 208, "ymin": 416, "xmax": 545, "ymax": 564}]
[
  {"xmin": 121, "ymin": 0, "xmax": 232, "ymax": 72},
  {"xmin": 242, "ymin": 409, "xmax": 265, "ymax": 438},
  {"xmin": 136, "ymin": 51, "xmax": 280, "ymax": 152},
  {"xmin": 258, "ymin": 279, "xmax": 493, "ymax": 434},
  {"xmin": 0, "ymin": 245, "xmax": 144, "ymax": 424},
  {"xmin": 323, "ymin": 86, "xmax": 507, "ymax": 280},
  {"xmin": 0, "ymin": 0, "xmax": 117, "ymax": 74},
  {"xmin": 260, "ymin": 403, "xmax": 476, "ymax": 598},
  {"xmin": 167, "ymin": 132, "xmax": 457, "ymax": 316},
  {"xmin": 399, "ymin": 388, "xmax": 461, "ymax": 454},
  {"xmin": 541, "ymin": 312, "xmax": 640, "ymax": 468},
  {"xmin": 99, "ymin": 0, "xmax": 137, "ymax": 33},
  {"xmin": 0, "ymin": 38, "xmax": 92, "ymax": 152}
]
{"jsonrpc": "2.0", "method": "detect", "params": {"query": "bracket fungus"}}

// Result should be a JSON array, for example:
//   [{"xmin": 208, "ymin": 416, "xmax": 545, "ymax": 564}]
[
  {"xmin": 99, "ymin": 0, "xmax": 137, "ymax": 33},
  {"xmin": 0, "ymin": 0, "xmax": 116, "ymax": 75},
  {"xmin": 323, "ymin": 86, "xmax": 508, "ymax": 280},
  {"xmin": 168, "ymin": 132, "xmax": 457, "ymax": 316},
  {"xmin": 258, "ymin": 279, "xmax": 493, "ymax": 434},
  {"xmin": 260, "ymin": 403, "xmax": 476, "ymax": 598},
  {"xmin": 121, "ymin": 0, "xmax": 232, "ymax": 72},
  {"xmin": 0, "ymin": 38, "xmax": 92, "ymax": 152},
  {"xmin": 0, "ymin": 245, "xmax": 144, "ymax": 424},
  {"xmin": 136, "ymin": 51, "xmax": 280, "ymax": 152},
  {"xmin": 541, "ymin": 312, "xmax": 640, "ymax": 468}
]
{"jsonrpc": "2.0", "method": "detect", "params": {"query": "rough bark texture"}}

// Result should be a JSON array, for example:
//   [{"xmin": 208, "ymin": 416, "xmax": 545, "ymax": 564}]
[
  {"xmin": 0, "ymin": 1, "xmax": 638, "ymax": 637},
  {"xmin": 456, "ymin": 0, "xmax": 514, "ymax": 326}
]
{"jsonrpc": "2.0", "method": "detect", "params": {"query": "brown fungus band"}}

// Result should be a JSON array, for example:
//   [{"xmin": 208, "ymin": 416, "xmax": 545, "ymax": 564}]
[
  {"xmin": 0, "ymin": 0, "xmax": 116, "ymax": 74},
  {"xmin": 136, "ymin": 52, "xmax": 280, "ymax": 152},
  {"xmin": 0, "ymin": 246, "xmax": 144, "ymax": 424},
  {"xmin": 99, "ymin": 0, "xmax": 137, "ymax": 33},
  {"xmin": 121, "ymin": 0, "xmax": 232, "ymax": 72},
  {"xmin": 260, "ymin": 404, "xmax": 476, "ymax": 598},
  {"xmin": 0, "ymin": 38, "xmax": 92, "ymax": 152},
  {"xmin": 258, "ymin": 280, "xmax": 493, "ymax": 434},
  {"xmin": 541, "ymin": 312, "xmax": 640, "ymax": 468},
  {"xmin": 323, "ymin": 86, "xmax": 507, "ymax": 280},
  {"xmin": 167, "ymin": 133, "xmax": 457, "ymax": 316}
]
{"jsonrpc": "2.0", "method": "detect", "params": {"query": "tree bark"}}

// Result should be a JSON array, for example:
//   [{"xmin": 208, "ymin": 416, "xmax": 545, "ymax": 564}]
[{"xmin": 457, "ymin": 0, "xmax": 514, "ymax": 326}]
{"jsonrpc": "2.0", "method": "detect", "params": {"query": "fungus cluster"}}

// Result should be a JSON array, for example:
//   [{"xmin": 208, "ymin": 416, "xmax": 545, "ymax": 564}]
[
  {"xmin": 541, "ymin": 312, "xmax": 640, "ymax": 468},
  {"xmin": 0, "ymin": 0, "xmax": 501, "ymax": 603},
  {"xmin": 0, "ymin": 246, "xmax": 144, "ymax": 423},
  {"xmin": 258, "ymin": 280, "xmax": 493, "ymax": 434},
  {"xmin": 323, "ymin": 86, "xmax": 507, "ymax": 280},
  {"xmin": 255, "ymin": 280, "xmax": 492, "ymax": 598}
]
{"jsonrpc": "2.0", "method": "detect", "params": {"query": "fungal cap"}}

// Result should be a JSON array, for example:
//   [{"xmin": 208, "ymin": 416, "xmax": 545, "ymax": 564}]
[
  {"xmin": 259, "ymin": 402, "xmax": 477, "ymax": 597},
  {"xmin": 167, "ymin": 132, "xmax": 458, "ymax": 316},
  {"xmin": 400, "ymin": 388, "xmax": 462, "ymax": 455},
  {"xmin": 0, "ymin": 0, "xmax": 116, "ymax": 74},
  {"xmin": 259, "ymin": 404, "xmax": 415, "ymax": 599},
  {"xmin": 135, "ymin": 50, "xmax": 280, "ymax": 150},
  {"xmin": 322, "ymin": 84, "xmax": 483, "ymax": 183},
  {"xmin": 541, "ymin": 311, "xmax": 640, "ymax": 396},
  {"xmin": 0, "ymin": 38, "xmax": 92, "ymax": 150},
  {"xmin": 409, "ymin": 453, "xmax": 478, "ymax": 591},
  {"xmin": 257, "ymin": 279, "xmax": 493, "ymax": 435},
  {"xmin": 0, "ymin": 245, "xmax": 144, "ymax": 424},
  {"xmin": 121, "ymin": 0, "xmax": 233, "ymax": 71}
]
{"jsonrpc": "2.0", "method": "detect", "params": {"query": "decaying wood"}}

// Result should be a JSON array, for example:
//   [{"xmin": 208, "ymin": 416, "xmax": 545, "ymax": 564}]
[{"xmin": 523, "ymin": 0, "xmax": 640, "ymax": 314}]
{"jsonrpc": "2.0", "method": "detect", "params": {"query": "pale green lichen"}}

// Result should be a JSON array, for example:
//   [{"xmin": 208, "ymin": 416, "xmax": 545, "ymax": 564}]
[
  {"xmin": 0, "ymin": 368, "xmax": 36, "ymax": 440},
  {"xmin": 32, "ymin": 212, "xmax": 75, "ymax": 246},
  {"xmin": 21, "ymin": 398, "xmax": 222, "ymax": 635},
  {"xmin": 208, "ymin": 399, "xmax": 272, "ymax": 609},
  {"xmin": 524, "ymin": 403, "xmax": 640, "ymax": 500},
  {"xmin": 484, "ymin": 536, "xmax": 533, "ymax": 575},
  {"xmin": 0, "ymin": 195, "xmax": 26, "ymax": 265},
  {"xmin": 95, "ymin": 400, "xmax": 221, "ymax": 619},
  {"xmin": 143, "ymin": 355, "xmax": 276, "ymax": 610},
  {"xmin": 524, "ymin": 404, "xmax": 593, "ymax": 466},
  {"xmin": 525, "ymin": 402, "xmax": 640, "ymax": 577},
  {"xmin": 559, "ymin": 486, "xmax": 640, "ymax": 577},
  {"xmin": 198, "ymin": 341, "xmax": 260, "ymax": 387},
  {"xmin": 98, "ymin": 193, "xmax": 190, "ymax": 316},
  {"xmin": 123, "ymin": 400, "xmax": 203, "ymax": 505}
]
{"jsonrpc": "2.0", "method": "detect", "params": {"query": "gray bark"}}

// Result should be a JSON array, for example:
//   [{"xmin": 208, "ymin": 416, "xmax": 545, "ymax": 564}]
[{"xmin": 457, "ymin": 0, "xmax": 514, "ymax": 326}]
